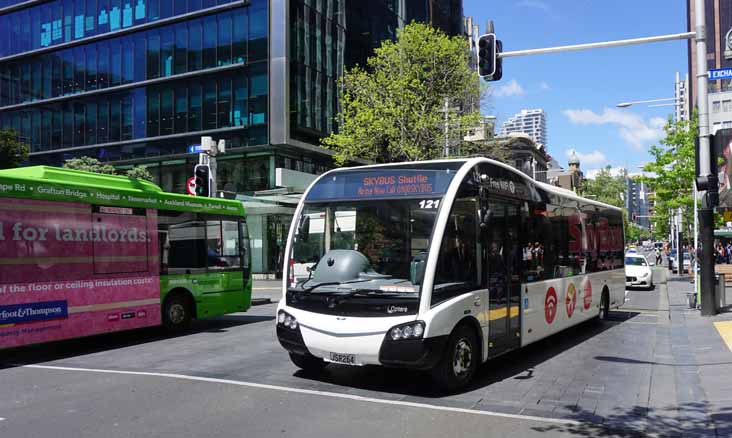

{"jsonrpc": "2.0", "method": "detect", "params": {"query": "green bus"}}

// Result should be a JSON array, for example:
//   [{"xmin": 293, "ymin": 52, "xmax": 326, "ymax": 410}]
[{"xmin": 0, "ymin": 166, "xmax": 251, "ymax": 349}]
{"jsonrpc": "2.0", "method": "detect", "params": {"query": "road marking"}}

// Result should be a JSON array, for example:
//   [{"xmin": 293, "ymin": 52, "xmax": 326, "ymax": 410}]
[
  {"xmin": 20, "ymin": 364, "xmax": 580, "ymax": 426},
  {"xmin": 714, "ymin": 321, "xmax": 732, "ymax": 352},
  {"xmin": 252, "ymin": 287, "xmax": 280, "ymax": 291},
  {"xmin": 0, "ymin": 417, "xmax": 5, "ymax": 421}
]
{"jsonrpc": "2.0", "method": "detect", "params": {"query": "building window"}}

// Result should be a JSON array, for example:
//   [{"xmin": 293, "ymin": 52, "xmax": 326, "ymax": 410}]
[
  {"xmin": 724, "ymin": 100, "xmax": 732, "ymax": 113},
  {"xmin": 713, "ymin": 100, "xmax": 721, "ymax": 114}
]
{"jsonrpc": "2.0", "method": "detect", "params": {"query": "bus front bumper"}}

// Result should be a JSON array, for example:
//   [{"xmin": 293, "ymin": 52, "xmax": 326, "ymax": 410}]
[{"xmin": 276, "ymin": 310, "xmax": 447, "ymax": 370}]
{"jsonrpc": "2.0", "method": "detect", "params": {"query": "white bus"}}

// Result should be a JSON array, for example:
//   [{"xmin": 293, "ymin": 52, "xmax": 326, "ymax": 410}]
[{"xmin": 276, "ymin": 158, "xmax": 625, "ymax": 391}]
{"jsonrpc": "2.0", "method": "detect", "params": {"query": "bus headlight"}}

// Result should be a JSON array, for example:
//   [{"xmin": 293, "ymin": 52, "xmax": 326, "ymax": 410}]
[
  {"xmin": 278, "ymin": 310, "xmax": 298, "ymax": 330},
  {"xmin": 389, "ymin": 321, "xmax": 425, "ymax": 341}
]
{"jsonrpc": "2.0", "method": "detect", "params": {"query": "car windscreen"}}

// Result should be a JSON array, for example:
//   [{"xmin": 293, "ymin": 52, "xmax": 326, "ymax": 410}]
[{"xmin": 625, "ymin": 257, "xmax": 648, "ymax": 266}]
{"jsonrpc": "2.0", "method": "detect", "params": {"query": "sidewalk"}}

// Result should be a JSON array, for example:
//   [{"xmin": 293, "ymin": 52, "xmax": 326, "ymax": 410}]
[
  {"xmin": 660, "ymin": 273, "xmax": 732, "ymax": 436},
  {"xmin": 250, "ymin": 279, "xmax": 282, "ymax": 305}
]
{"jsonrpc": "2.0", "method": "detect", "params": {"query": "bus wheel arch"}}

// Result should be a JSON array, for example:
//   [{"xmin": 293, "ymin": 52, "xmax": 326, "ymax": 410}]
[
  {"xmin": 430, "ymin": 317, "xmax": 482, "ymax": 393},
  {"xmin": 163, "ymin": 288, "xmax": 196, "ymax": 330}
]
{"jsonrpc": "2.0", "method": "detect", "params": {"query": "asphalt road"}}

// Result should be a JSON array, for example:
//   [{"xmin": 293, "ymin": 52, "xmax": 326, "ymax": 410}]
[{"xmin": 0, "ymin": 260, "xmax": 683, "ymax": 438}]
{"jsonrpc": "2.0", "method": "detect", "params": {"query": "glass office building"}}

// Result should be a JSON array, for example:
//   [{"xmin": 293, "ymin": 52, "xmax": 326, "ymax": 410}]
[{"xmin": 0, "ymin": 0, "xmax": 463, "ymax": 275}]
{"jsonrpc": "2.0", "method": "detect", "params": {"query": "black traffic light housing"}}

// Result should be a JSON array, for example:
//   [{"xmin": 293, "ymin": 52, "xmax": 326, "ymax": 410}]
[
  {"xmin": 194, "ymin": 164, "xmax": 211, "ymax": 197},
  {"xmin": 478, "ymin": 34, "xmax": 503, "ymax": 81}
]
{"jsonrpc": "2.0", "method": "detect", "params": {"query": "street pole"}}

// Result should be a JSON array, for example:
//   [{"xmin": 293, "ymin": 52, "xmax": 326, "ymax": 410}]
[
  {"xmin": 695, "ymin": 0, "xmax": 716, "ymax": 316},
  {"xmin": 443, "ymin": 97, "xmax": 449, "ymax": 158},
  {"xmin": 694, "ymin": 182, "xmax": 699, "ymax": 286}
]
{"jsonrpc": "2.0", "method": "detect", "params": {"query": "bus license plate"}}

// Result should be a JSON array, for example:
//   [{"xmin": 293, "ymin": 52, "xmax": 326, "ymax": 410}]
[{"xmin": 328, "ymin": 352, "xmax": 357, "ymax": 365}]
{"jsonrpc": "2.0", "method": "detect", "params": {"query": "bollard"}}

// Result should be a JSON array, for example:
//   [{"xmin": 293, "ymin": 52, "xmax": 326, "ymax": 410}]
[{"xmin": 717, "ymin": 274, "xmax": 727, "ymax": 310}]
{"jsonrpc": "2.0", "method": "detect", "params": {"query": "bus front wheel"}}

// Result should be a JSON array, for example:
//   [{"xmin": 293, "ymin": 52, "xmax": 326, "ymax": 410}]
[
  {"xmin": 163, "ymin": 293, "xmax": 193, "ymax": 330},
  {"xmin": 431, "ymin": 324, "xmax": 478, "ymax": 393},
  {"xmin": 289, "ymin": 353, "xmax": 328, "ymax": 372}
]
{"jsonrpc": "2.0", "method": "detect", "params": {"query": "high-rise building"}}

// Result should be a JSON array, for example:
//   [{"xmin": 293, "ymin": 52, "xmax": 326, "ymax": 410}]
[
  {"xmin": 674, "ymin": 72, "xmax": 690, "ymax": 122},
  {"xmin": 499, "ymin": 109, "xmax": 548, "ymax": 150},
  {"xmin": 687, "ymin": 0, "xmax": 732, "ymax": 131},
  {"xmin": 0, "ymin": 0, "xmax": 464, "ymax": 275},
  {"xmin": 626, "ymin": 176, "xmax": 651, "ymax": 230}
]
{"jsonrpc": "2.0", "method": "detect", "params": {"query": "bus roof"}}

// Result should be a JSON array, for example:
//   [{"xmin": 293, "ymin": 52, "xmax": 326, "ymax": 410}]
[{"xmin": 0, "ymin": 166, "xmax": 244, "ymax": 216}]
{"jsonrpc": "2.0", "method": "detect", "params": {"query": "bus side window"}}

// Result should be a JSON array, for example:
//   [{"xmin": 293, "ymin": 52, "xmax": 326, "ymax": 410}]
[{"xmin": 158, "ymin": 210, "xmax": 207, "ymax": 272}]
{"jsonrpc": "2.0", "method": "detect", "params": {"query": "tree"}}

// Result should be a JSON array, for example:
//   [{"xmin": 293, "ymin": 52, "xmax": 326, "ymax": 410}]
[
  {"xmin": 642, "ymin": 114, "xmax": 696, "ymax": 242},
  {"xmin": 0, "ymin": 129, "xmax": 29, "ymax": 170},
  {"xmin": 322, "ymin": 23, "xmax": 482, "ymax": 165},
  {"xmin": 63, "ymin": 156, "xmax": 117, "ymax": 175},
  {"xmin": 581, "ymin": 166, "xmax": 648, "ymax": 243},
  {"xmin": 125, "ymin": 166, "xmax": 155, "ymax": 182},
  {"xmin": 580, "ymin": 166, "xmax": 626, "ymax": 208},
  {"xmin": 64, "ymin": 157, "xmax": 154, "ymax": 182}
]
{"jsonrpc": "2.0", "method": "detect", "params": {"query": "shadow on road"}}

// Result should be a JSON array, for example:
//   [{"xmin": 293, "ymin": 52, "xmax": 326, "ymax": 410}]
[
  {"xmin": 530, "ymin": 401, "xmax": 726, "ymax": 437},
  {"xmin": 0, "ymin": 314, "xmax": 274, "ymax": 369},
  {"xmin": 293, "ymin": 311, "xmax": 639, "ymax": 398}
]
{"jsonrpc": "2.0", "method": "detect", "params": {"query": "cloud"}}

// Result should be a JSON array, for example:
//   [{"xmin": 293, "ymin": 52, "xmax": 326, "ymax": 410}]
[
  {"xmin": 492, "ymin": 79, "xmax": 525, "ymax": 97},
  {"xmin": 565, "ymin": 148, "xmax": 607, "ymax": 165},
  {"xmin": 517, "ymin": 0, "xmax": 550, "ymax": 11},
  {"xmin": 539, "ymin": 81, "xmax": 551, "ymax": 91},
  {"xmin": 562, "ymin": 108, "xmax": 666, "ymax": 150}
]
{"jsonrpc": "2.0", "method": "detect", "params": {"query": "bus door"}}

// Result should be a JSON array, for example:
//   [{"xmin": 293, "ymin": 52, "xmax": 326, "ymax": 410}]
[{"xmin": 483, "ymin": 196, "xmax": 522, "ymax": 356}]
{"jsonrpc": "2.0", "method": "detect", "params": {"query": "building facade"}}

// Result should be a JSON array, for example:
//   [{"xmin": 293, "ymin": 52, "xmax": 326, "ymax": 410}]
[
  {"xmin": 0, "ymin": 0, "xmax": 464, "ymax": 276},
  {"xmin": 498, "ymin": 108, "xmax": 548, "ymax": 151},
  {"xmin": 626, "ymin": 176, "xmax": 650, "ymax": 230}
]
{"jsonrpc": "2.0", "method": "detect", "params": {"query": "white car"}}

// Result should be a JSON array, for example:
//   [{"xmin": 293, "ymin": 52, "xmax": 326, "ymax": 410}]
[{"xmin": 626, "ymin": 254, "xmax": 654, "ymax": 289}]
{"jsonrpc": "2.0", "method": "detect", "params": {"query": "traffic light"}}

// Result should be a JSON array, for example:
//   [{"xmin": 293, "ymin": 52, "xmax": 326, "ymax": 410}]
[
  {"xmin": 194, "ymin": 164, "xmax": 210, "ymax": 197},
  {"xmin": 478, "ymin": 34, "xmax": 497, "ymax": 78},
  {"xmin": 478, "ymin": 34, "xmax": 503, "ymax": 80}
]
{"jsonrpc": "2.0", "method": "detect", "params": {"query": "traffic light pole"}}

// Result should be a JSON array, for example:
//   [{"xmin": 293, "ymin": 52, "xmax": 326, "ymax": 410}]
[
  {"xmin": 496, "ymin": 32, "xmax": 695, "ymax": 59},
  {"xmin": 694, "ymin": 0, "xmax": 716, "ymax": 316},
  {"xmin": 484, "ymin": 11, "xmax": 716, "ymax": 314}
]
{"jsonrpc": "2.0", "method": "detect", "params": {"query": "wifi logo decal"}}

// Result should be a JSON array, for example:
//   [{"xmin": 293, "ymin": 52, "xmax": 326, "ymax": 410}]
[{"xmin": 545, "ymin": 287, "xmax": 558, "ymax": 324}]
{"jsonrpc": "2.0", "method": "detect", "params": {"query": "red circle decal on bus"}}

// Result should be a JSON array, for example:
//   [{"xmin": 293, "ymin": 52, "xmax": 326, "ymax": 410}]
[
  {"xmin": 566, "ymin": 283, "xmax": 577, "ymax": 318},
  {"xmin": 545, "ymin": 287, "xmax": 558, "ymax": 324},
  {"xmin": 583, "ymin": 279, "xmax": 593, "ymax": 311}
]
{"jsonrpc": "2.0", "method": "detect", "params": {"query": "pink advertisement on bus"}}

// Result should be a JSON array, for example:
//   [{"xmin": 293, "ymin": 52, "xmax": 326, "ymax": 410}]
[{"xmin": 0, "ymin": 198, "xmax": 160, "ymax": 349}]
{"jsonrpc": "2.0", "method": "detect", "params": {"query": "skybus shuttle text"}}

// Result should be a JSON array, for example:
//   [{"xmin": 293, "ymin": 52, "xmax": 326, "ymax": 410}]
[
  {"xmin": 277, "ymin": 158, "xmax": 624, "ymax": 391},
  {"xmin": 0, "ymin": 166, "xmax": 251, "ymax": 349}
]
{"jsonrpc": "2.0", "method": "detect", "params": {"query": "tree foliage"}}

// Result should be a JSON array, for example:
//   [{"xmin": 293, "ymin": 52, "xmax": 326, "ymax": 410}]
[
  {"xmin": 63, "ymin": 157, "xmax": 154, "ymax": 182},
  {"xmin": 580, "ymin": 166, "xmax": 626, "ymax": 208},
  {"xmin": 581, "ymin": 166, "xmax": 653, "ymax": 243},
  {"xmin": 642, "ymin": 114, "xmax": 696, "ymax": 241},
  {"xmin": 322, "ymin": 23, "xmax": 481, "ymax": 164},
  {"xmin": 0, "ymin": 129, "xmax": 29, "ymax": 170},
  {"xmin": 124, "ymin": 165, "xmax": 155, "ymax": 182},
  {"xmin": 63, "ymin": 156, "xmax": 117, "ymax": 175}
]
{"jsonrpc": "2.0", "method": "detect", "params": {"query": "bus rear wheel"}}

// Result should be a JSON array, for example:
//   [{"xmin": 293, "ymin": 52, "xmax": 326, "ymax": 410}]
[
  {"xmin": 163, "ymin": 293, "xmax": 193, "ymax": 330},
  {"xmin": 289, "ymin": 353, "xmax": 328, "ymax": 372},
  {"xmin": 597, "ymin": 289, "xmax": 610, "ymax": 322},
  {"xmin": 431, "ymin": 324, "xmax": 478, "ymax": 393}
]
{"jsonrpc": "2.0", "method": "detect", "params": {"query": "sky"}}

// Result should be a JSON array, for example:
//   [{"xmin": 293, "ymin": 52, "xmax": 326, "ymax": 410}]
[{"xmin": 463, "ymin": 0, "xmax": 689, "ymax": 175}]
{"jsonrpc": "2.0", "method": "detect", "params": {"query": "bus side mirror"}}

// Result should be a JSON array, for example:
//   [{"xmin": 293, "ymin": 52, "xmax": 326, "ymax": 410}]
[{"xmin": 297, "ymin": 215, "xmax": 310, "ymax": 241}]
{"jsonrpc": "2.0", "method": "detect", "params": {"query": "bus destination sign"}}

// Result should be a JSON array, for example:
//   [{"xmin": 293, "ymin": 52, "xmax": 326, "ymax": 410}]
[
  {"xmin": 306, "ymin": 169, "xmax": 456, "ymax": 201},
  {"xmin": 356, "ymin": 173, "xmax": 433, "ymax": 197}
]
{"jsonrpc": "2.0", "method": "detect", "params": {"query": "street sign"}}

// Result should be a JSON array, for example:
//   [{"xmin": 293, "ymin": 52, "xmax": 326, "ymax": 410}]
[
  {"xmin": 186, "ymin": 176, "xmax": 196, "ymax": 195},
  {"xmin": 708, "ymin": 68, "xmax": 732, "ymax": 80},
  {"xmin": 188, "ymin": 144, "xmax": 203, "ymax": 153}
]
